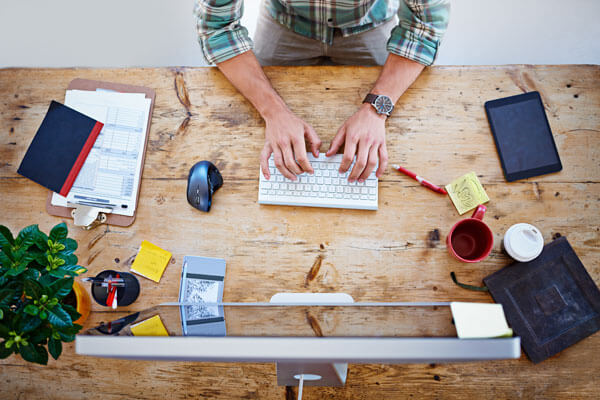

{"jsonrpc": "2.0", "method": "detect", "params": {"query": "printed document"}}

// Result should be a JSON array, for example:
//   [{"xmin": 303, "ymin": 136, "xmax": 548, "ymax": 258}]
[{"xmin": 51, "ymin": 89, "xmax": 151, "ymax": 216}]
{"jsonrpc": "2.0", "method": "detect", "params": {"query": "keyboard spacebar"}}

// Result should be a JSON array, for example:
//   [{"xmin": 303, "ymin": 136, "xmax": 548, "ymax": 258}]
[{"xmin": 258, "ymin": 195, "xmax": 377, "ymax": 210}]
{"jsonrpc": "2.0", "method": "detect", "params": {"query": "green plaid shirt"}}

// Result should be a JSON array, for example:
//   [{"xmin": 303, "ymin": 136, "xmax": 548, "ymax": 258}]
[{"xmin": 195, "ymin": 0, "xmax": 450, "ymax": 66}]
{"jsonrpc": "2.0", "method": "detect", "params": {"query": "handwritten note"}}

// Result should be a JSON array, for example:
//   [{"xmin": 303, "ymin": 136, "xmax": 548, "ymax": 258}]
[
  {"xmin": 130, "ymin": 240, "xmax": 172, "ymax": 283},
  {"xmin": 130, "ymin": 315, "xmax": 169, "ymax": 336},
  {"xmin": 445, "ymin": 172, "xmax": 489, "ymax": 215}
]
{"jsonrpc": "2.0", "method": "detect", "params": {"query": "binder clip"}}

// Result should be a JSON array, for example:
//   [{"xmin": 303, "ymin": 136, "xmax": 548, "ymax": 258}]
[{"xmin": 70, "ymin": 204, "xmax": 112, "ymax": 230}]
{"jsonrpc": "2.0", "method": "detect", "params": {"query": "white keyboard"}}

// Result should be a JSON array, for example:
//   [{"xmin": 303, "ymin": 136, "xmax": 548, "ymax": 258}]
[{"xmin": 258, "ymin": 154, "xmax": 378, "ymax": 210}]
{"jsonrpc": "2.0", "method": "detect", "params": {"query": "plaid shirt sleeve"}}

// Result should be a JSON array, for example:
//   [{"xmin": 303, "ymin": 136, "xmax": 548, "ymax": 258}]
[
  {"xmin": 387, "ymin": 0, "xmax": 451, "ymax": 66},
  {"xmin": 195, "ymin": 0, "xmax": 253, "ymax": 65}
]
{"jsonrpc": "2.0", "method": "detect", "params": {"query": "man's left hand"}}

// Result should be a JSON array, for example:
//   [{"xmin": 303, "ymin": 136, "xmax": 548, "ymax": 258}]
[{"xmin": 326, "ymin": 103, "xmax": 389, "ymax": 182}]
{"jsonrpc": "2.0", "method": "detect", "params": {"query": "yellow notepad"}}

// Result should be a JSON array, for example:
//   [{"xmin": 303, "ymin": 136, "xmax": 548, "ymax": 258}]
[
  {"xmin": 130, "ymin": 240, "xmax": 172, "ymax": 283},
  {"xmin": 130, "ymin": 315, "xmax": 169, "ymax": 336},
  {"xmin": 445, "ymin": 172, "xmax": 490, "ymax": 215}
]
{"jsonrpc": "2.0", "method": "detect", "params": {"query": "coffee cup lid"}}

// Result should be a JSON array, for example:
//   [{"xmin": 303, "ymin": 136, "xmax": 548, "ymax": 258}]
[{"xmin": 504, "ymin": 223, "xmax": 544, "ymax": 262}]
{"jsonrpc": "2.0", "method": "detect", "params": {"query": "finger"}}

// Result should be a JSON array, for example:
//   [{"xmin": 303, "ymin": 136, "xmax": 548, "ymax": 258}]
[
  {"xmin": 272, "ymin": 146, "xmax": 296, "ymax": 180},
  {"xmin": 358, "ymin": 145, "xmax": 379, "ymax": 181},
  {"xmin": 326, "ymin": 126, "xmax": 346, "ymax": 157},
  {"xmin": 339, "ymin": 132, "xmax": 358, "ymax": 173},
  {"xmin": 304, "ymin": 125, "xmax": 322, "ymax": 157},
  {"xmin": 260, "ymin": 144, "xmax": 273, "ymax": 179},
  {"xmin": 292, "ymin": 137, "xmax": 313, "ymax": 174},
  {"xmin": 376, "ymin": 144, "xmax": 388, "ymax": 178},
  {"xmin": 281, "ymin": 144, "xmax": 302, "ymax": 178},
  {"xmin": 348, "ymin": 140, "xmax": 370, "ymax": 182}
]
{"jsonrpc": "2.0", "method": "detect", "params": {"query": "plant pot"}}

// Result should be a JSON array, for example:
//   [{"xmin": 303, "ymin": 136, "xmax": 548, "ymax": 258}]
[{"xmin": 67, "ymin": 280, "xmax": 91, "ymax": 325}]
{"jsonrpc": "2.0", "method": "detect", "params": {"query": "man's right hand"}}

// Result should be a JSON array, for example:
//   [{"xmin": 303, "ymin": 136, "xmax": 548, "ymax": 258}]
[{"xmin": 260, "ymin": 108, "xmax": 322, "ymax": 181}]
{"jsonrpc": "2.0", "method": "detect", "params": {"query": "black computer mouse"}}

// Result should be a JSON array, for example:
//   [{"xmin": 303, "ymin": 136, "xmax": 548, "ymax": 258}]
[{"xmin": 186, "ymin": 161, "xmax": 223, "ymax": 212}]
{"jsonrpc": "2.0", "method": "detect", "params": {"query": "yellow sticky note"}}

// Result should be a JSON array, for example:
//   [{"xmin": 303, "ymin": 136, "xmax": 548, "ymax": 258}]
[
  {"xmin": 130, "ymin": 240, "xmax": 172, "ymax": 283},
  {"xmin": 445, "ymin": 172, "xmax": 489, "ymax": 215},
  {"xmin": 130, "ymin": 315, "xmax": 169, "ymax": 336}
]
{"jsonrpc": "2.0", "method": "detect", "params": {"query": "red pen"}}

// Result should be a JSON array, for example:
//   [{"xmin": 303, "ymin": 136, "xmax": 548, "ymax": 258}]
[{"xmin": 392, "ymin": 164, "xmax": 447, "ymax": 195}]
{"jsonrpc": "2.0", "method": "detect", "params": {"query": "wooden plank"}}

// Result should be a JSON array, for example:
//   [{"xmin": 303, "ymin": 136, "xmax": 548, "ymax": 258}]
[{"xmin": 1, "ymin": 65, "xmax": 599, "ymax": 399}]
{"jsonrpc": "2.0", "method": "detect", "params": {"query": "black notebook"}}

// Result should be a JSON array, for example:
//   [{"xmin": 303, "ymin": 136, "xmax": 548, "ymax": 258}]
[
  {"xmin": 484, "ymin": 237, "xmax": 600, "ymax": 363},
  {"xmin": 18, "ymin": 101, "xmax": 103, "ymax": 196}
]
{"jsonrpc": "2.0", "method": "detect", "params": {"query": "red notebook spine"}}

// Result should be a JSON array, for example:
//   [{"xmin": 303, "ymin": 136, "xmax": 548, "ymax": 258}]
[{"xmin": 59, "ymin": 121, "xmax": 104, "ymax": 197}]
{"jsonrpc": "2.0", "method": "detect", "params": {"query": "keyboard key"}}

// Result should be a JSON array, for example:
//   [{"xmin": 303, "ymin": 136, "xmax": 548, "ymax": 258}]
[{"xmin": 317, "ymin": 177, "xmax": 324, "ymax": 184}]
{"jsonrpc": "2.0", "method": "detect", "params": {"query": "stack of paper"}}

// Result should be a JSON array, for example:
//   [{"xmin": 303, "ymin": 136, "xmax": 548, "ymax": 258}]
[{"xmin": 51, "ymin": 89, "xmax": 151, "ymax": 217}]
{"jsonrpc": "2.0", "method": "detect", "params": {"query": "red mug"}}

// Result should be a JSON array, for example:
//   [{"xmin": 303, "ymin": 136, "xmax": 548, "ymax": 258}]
[{"xmin": 446, "ymin": 205, "xmax": 494, "ymax": 262}]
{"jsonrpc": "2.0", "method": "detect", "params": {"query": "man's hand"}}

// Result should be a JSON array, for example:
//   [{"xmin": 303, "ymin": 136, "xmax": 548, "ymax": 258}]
[
  {"xmin": 260, "ymin": 108, "xmax": 322, "ymax": 181},
  {"xmin": 326, "ymin": 103, "xmax": 389, "ymax": 182}
]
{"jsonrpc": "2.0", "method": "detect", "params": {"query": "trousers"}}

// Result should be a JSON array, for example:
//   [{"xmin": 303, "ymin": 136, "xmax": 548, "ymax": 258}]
[{"xmin": 253, "ymin": 4, "xmax": 397, "ymax": 66}]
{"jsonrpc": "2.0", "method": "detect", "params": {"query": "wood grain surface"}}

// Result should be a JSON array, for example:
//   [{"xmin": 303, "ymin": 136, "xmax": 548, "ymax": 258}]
[{"xmin": 1, "ymin": 65, "xmax": 599, "ymax": 399}]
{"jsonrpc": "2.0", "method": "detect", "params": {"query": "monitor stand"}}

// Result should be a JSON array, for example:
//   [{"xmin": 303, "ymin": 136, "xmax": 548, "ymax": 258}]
[{"xmin": 269, "ymin": 293, "xmax": 354, "ymax": 388}]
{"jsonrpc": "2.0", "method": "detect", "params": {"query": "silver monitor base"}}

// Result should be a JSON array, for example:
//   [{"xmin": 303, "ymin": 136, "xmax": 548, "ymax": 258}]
[{"xmin": 269, "ymin": 293, "xmax": 354, "ymax": 388}]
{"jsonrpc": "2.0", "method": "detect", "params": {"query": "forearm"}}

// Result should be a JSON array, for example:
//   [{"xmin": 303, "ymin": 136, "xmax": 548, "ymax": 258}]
[
  {"xmin": 217, "ymin": 51, "xmax": 288, "ymax": 120},
  {"xmin": 370, "ymin": 53, "xmax": 425, "ymax": 103}
]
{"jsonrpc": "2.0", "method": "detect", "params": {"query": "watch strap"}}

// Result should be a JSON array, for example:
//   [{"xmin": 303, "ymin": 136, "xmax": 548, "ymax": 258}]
[{"xmin": 363, "ymin": 93, "xmax": 379, "ymax": 104}]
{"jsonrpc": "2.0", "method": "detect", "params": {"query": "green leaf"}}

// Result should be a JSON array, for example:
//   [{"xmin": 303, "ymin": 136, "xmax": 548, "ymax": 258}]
[
  {"xmin": 49, "ymin": 223, "xmax": 68, "ymax": 243},
  {"xmin": 19, "ymin": 343, "xmax": 48, "ymax": 365},
  {"xmin": 56, "ymin": 323, "xmax": 82, "ymax": 335},
  {"xmin": 34, "ymin": 251, "xmax": 49, "ymax": 266},
  {"xmin": 0, "ymin": 250, "xmax": 14, "ymax": 267},
  {"xmin": 24, "ymin": 305, "xmax": 39, "ymax": 316},
  {"xmin": 15, "ymin": 225, "xmax": 39, "ymax": 252},
  {"xmin": 21, "ymin": 316, "xmax": 42, "ymax": 333},
  {"xmin": 0, "ymin": 341, "xmax": 14, "ymax": 359},
  {"xmin": 33, "ymin": 230, "xmax": 49, "ymax": 251},
  {"xmin": 48, "ymin": 277, "xmax": 74, "ymax": 299},
  {"xmin": 0, "ymin": 288, "xmax": 15, "ymax": 307},
  {"xmin": 24, "ymin": 279, "xmax": 43, "ymax": 299},
  {"xmin": 48, "ymin": 337, "xmax": 62, "ymax": 360},
  {"xmin": 0, "ymin": 225, "xmax": 15, "ymax": 247},
  {"xmin": 15, "ymin": 252, "xmax": 36, "ymax": 269},
  {"xmin": 29, "ymin": 326, "xmax": 52, "ymax": 344},
  {"xmin": 58, "ymin": 253, "xmax": 77, "ymax": 267},
  {"xmin": 0, "ymin": 309, "xmax": 3, "ymax": 320},
  {"xmin": 5, "ymin": 264, "xmax": 26, "ymax": 277},
  {"xmin": 0, "ymin": 322, "xmax": 9, "ymax": 337},
  {"xmin": 58, "ymin": 332, "xmax": 75, "ymax": 342},
  {"xmin": 49, "ymin": 268, "xmax": 71, "ymax": 278},
  {"xmin": 23, "ymin": 267, "xmax": 41, "ymax": 281},
  {"xmin": 61, "ymin": 238, "xmax": 78, "ymax": 255},
  {"xmin": 61, "ymin": 304, "xmax": 81, "ymax": 321},
  {"xmin": 59, "ymin": 264, "xmax": 87, "ymax": 275},
  {"xmin": 46, "ymin": 305, "xmax": 72, "ymax": 328}
]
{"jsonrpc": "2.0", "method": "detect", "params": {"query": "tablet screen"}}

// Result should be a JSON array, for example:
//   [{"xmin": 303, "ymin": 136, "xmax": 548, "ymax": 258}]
[{"xmin": 485, "ymin": 92, "xmax": 561, "ymax": 181}]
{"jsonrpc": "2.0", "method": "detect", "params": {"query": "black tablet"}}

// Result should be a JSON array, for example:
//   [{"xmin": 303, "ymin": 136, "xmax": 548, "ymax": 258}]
[{"xmin": 485, "ymin": 91, "xmax": 562, "ymax": 182}]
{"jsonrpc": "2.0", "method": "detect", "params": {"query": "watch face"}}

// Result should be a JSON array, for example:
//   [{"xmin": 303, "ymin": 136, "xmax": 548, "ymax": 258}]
[{"xmin": 374, "ymin": 95, "xmax": 394, "ymax": 115}]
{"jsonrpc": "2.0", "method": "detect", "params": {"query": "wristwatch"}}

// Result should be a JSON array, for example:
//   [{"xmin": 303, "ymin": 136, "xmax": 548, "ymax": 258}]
[{"xmin": 363, "ymin": 93, "xmax": 394, "ymax": 117}]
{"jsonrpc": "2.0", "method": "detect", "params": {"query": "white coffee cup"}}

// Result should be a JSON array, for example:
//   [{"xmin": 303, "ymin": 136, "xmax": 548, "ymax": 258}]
[{"xmin": 503, "ymin": 223, "xmax": 544, "ymax": 262}]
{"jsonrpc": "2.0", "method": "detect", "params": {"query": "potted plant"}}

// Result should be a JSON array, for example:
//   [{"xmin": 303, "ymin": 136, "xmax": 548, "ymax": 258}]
[{"xmin": 0, "ymin": 222, "xmax": 90, "ymax": 365}]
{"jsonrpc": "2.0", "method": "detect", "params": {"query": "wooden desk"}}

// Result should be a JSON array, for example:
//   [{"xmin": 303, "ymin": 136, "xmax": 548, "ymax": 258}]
[{"xmin": 1, "ymin": 65, "xmax": 599, "ymax": 399}]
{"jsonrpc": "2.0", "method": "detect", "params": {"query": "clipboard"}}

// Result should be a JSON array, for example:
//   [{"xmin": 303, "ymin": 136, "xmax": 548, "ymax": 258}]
[{"xmin": 46, "ymin": 78, "xmax": 156, "ymax": 227}]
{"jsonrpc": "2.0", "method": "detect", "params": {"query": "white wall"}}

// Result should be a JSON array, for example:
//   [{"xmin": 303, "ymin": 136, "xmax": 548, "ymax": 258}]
[{"xmin": 1, "ymin": 0, "xmax": 599, "ymax": 68}]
